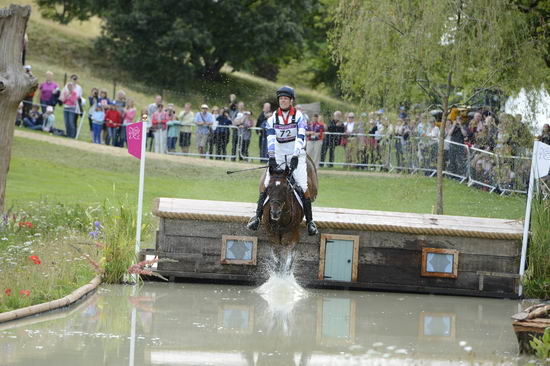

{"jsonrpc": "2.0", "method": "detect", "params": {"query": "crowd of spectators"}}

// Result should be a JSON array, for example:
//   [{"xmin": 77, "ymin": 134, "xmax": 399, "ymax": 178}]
[{"xmin": 15, "ymin": 70, "xmax": 548, "ymax": 191}]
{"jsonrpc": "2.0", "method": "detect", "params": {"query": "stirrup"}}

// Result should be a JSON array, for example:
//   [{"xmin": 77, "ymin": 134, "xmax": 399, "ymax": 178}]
[
  {"xmin": 247, "ymin": 216, "xmax": 260, "ymax": 231},
  {"xmin": 307, "ymin": 221, "xmax": 318, "ymax": 236}
]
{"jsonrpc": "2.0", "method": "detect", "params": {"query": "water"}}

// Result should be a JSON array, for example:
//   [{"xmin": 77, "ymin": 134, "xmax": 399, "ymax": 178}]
[{"xmin": 0, "ymin": 281, "xmax": 532, "ymax": 365}]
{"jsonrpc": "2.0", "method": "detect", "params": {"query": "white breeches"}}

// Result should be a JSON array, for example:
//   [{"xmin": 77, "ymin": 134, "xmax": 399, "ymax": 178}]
[{"xmin": 264, "ymin": 152, "xmax": 308, "ymax": 192}]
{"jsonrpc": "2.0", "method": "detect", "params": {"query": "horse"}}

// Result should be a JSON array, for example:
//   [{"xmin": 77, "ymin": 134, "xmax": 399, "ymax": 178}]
[{"xmin": 258, "ymin": 155, "xmax": 318, "ymax": 273}]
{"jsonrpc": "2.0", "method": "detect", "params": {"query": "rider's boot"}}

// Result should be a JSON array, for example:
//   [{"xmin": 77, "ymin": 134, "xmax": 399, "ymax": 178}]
[
  {"xmin": 247, "ymin": 191, "xmax": 267, "ymax": 231},
  {"xmin": 298, "ymin": 188, "xmax": 318, "ymax": 236}
]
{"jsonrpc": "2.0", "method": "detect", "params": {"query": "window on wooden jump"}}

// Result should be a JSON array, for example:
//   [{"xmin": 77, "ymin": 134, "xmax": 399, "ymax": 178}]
[
  {"xmin": 221, "ymin": 235, "xmax": 257, "ymax": 265},
  {"xmin": 418, "ymin": 311, "xmax": 456, "ymax": 340},
  {"xmin": 421, "ymin": 248, "xmax": 459, "ymax": 278}
]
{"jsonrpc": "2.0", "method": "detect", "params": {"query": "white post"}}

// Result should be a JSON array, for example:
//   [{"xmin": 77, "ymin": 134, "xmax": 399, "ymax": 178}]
[
  {"xmin": 518, "ymin": 141, "xmax": 538, "ymax": 297},
  {"xmin": 75, "ymin": 111, "xmax": 87, "ymax": 140},
  {"xmin": 133, "ymin": 122, "xmax": 147, "ymax": 281},
  {"xmin": 129, "ymin": 286, "xmax": 137, "ymax": 366}
]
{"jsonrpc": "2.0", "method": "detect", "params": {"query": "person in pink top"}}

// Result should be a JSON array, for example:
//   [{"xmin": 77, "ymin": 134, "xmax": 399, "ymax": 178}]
[
  {"xmin": 121, "ymin": 99, "xmax": 137, "ymax": 147},
  {"xmin": 60, "ymin": 82, "xmax": 78, "ymax": 138},
  {"xmin": 151, "ymin": 105, "xmax": 168, "ymax": 153},
  {"xmin": 38, "ymin": 71, "xmax": 58, "ymax": 113}
]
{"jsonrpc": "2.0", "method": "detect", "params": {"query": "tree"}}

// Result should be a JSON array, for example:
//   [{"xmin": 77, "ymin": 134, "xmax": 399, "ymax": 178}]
[
  {"xmin": 36, "ymin": 0, "xmax": 317, "ymax": 84},
  {"xmin": 331, "ymin": 0, "xmax": 549, "ymax": 214},
  {"xmin": 0, "ymin": 5, "xmax": 38, "ymax": 213}
]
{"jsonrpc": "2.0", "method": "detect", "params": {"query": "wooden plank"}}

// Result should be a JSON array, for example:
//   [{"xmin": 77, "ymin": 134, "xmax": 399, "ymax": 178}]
[
  {"xmin": 154, "ymin": 198, "xmax": 523, "ymax": 238},
  {"xmin": 357, "ymin": 263, "xmax": 515, "ymax": 293}
]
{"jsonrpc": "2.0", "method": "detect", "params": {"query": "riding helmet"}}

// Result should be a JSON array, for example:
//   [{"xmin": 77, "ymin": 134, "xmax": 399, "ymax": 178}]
[{"xmin": 276, "ymin": 86, "xmax": 295, "ymax": 100}]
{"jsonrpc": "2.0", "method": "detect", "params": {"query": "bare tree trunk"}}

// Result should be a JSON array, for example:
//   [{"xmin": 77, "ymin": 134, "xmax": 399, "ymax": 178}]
[
  {"xmin": 435, "ymin": 96, "xmax": 449, "ymax": 215},
  {"xmin": 0, "ymin": 5, "xmax": 37, "ymax": 213}
]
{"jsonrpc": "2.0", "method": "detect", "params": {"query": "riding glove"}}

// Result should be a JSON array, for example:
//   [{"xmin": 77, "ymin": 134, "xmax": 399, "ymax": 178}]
[{"xmin": 290, "ymin": 155, "xmax": 299, "ymax": 171}]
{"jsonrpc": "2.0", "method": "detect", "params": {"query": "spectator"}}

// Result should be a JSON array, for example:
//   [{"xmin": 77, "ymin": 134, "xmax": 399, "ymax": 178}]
[
  {"xmin": 321, "ymin": 111, "xmax": 343, "ymax": 167},
  {"xmin": 98, "ymin": 90, "xmax": 110, "ymax": 106},
  {"xmin": 122, "ymin": 99, "xmax": 137, "ymax": 147},
  {"xmin": 87, "ymin": 88, "xmax": 100, "ymax": 136},
  {"xmin": 90, "ymin": 103, "xmax": 105, "ymax": 144},
  {"xmin": 448, "ymin": 116, "xmax": 468, "ymax": 176},
  {"xmin": 22, "ymin": 65, "xmax": 34, "ymax": 118},
  {"xmin": 114, "ymin": 90, "xmax": 127, "ymax": 146},
  {"xmin": 60, "ymin": 82, "xmax": 78, "ymax": 138},
  {"xmin": 104, "ymin": 103, "xmax": 122, "ymax": 146},
  {"xmin": 147, "ymin": 96, "xmax": 163, "ymax": 151},
  {"xmin": 394, "ymin": 118, "xmax": 411, "ymax": 170},
  {"xmin": 540, "ymin": 124, "xmax": 550, "ymax": 145},
  {"xmin": 15, "ymin": 102, "xmax": 24, "ymax": 126},
  {"xmin": 42, "ymin": 106, "xmax": 56, "ymax": 133},
  {"xmin": 151, "ymin": 104, "xmax": 168, "ymax": 153},
  {"xmin": 256, "ymin": 102, "xmax": 272, "ymax": 162},
  {"xmin": 206, "ymin": 106, "xmax": 219, "ymax": 159},
  {"xmin": 195, "ymin": 104, "xmax": 214, "ymax": 157},
  {"xmin": 148, "ymin": 95, "xmax": 162, "ymax": 117},
  {"xmin": 426, "ymin": 118, "xmax": 439, "ymax": 169},
  {"xmin": 238, "ymin": 111, "xmax": 253, "ymax": 160},
  {"xmin": 69, "ymin": 74, "xmax": 84, "ymax": 120},
  {"xmin": 344, "ymin": 112, "xmax": 362, "ymax": 168},
  {"xmin": 305, "ymin": 113, "xmax": 325, "ymax": 168},
  {"xmin": 364, "ymin": 115, "xmax": 378, "ymax": 167},
  {"xmin": 38, "ymin": 71, "xmax": 59, "ymax": 113},
  {"xmin": 178, "ymin": 103, "xmax": 194, "ymax": 153},
  {"xmin": 23, "ymin": 104, "xmax": 43, "ymax": 130},
  {"xmin": 230, "ymin": 101, "xmax": 245, "ymax": 160},
  {"xmin": 214, "ymin": 109, "xmax": 232, "ymax": 159},
  {"xmin": 166, "ymin": 109, "xmax": 183, "ymax": 152}
]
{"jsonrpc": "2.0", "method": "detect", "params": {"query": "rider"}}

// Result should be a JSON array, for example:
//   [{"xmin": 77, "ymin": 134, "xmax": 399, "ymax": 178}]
[{"xmin": 247, "ymin": 86, "xmax": 318, "ymax": 235}]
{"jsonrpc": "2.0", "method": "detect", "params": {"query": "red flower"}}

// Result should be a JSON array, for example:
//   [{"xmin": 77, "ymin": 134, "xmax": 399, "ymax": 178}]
[
  {"xmin": 29, "ymin": 255, "xmax": 41, "ymax": 265},
  {"xmin": 19, "ymin": 289, "xmax": 30, "ymax": 297},
  {"xmin": 27, "ymin": 222, "xmax": 33, "ymax": 228},
  {"xmin": 4, "ymin": 288, "xmax": 11, "ymax": 296},
  {"xmin": 18, "ymin": 221, "xmax": 33, "ymax": 228}
]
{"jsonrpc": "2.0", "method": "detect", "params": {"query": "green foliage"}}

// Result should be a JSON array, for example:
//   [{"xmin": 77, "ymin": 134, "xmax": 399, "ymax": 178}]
[
  {"xmin": 35, "ymin": 0, "xmax": 95, "ymax": 24},
  {"xmin": 331, "ymin": 0, "xmax": 549, "ymax": 110},
  {"xmin": 529, "ymin": 327, "xmax": 550, "ymax": 360},
  {"xmin": 98, "ymin": 198, "xmax": 151, "ymax": 284},
  {"xmin": 524, "ymin": 190, "xmax": 550, "ymax": 300},
  {"xmin": 36, "ymin": 0, "xmax": 319, "ymax": 84}
]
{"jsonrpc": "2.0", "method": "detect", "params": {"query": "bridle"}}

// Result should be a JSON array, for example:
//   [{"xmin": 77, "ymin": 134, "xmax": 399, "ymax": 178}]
[{"xmin": 267, "ymin": 175, "xmax": 295, "ymax": 225}]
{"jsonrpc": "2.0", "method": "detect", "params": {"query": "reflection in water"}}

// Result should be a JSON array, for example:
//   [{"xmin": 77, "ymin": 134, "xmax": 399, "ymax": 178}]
[{"xmin": 0, "ymin": 282, "xmax": 528, "ymax": 365}]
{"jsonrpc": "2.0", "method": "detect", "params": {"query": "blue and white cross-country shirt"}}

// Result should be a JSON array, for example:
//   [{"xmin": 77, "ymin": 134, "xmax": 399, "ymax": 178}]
[{"xmin": 266, "ymin": 107, "xmax": 307, "ymax": 158}]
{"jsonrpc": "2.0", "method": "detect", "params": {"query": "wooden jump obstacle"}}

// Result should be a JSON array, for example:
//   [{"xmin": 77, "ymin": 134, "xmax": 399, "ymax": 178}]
[{"xmin": 151, "ymin": 198, "xmax": 523, "ymax": 298}]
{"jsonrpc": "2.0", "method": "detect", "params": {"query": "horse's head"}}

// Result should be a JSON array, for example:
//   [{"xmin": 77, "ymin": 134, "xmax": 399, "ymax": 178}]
[{"xmin": 267, "ymin": 167, "xmax": 293, "ymax": 222}]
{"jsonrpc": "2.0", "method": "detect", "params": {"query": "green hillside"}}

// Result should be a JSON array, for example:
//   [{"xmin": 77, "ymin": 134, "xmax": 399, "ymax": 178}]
[{"xmin": 8, "ymin": 0, "xmax": 353, "ymax": 123}]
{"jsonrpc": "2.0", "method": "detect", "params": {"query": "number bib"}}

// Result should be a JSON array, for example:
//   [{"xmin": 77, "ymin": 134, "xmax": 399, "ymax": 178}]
[{"xmin": 275, "ymin": 123, "xmax": 297, "ymax": 143}]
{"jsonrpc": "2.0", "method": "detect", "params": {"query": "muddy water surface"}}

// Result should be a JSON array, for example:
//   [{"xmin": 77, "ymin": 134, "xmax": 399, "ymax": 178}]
[{"xmin": 0, "ymin": 281, "xmax": 529, "ymax": 365}]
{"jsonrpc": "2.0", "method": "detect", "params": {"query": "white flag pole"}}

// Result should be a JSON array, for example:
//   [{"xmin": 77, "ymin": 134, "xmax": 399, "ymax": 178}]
[
  {"xmin": 518, "ymin": 141, "xmax": 538, "ymax": 297},
  {"xmin": 133, "ymin": 122, "xmax": 147, "ymax": 281}
]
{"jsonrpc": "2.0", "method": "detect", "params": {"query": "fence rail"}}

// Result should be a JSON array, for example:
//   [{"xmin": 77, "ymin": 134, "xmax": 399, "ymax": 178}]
[{"xmin": 18, "ymin": 104, "xmax": 530, "ymax": 195}]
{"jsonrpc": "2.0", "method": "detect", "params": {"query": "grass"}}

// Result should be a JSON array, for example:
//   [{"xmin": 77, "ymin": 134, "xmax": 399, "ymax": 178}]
[
  {"xmin": 6, "ymin": 135, "xmax": 525, "ymax": 219},
  {"xmin": 523, "ymin": 190, "xmax": 550, "ymax": 299}
]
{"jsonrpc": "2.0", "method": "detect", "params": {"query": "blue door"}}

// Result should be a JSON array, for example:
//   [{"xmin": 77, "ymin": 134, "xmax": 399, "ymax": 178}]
[
  {"xmin": 321, "ymin": 298, "xmax": 352, "ymax": 340},
  {"xmin": 324, "ymin": 239, "xmax": 354, "ymax": 281}
]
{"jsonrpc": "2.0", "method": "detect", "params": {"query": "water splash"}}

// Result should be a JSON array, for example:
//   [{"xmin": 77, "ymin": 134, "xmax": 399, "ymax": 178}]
[
  {"xmin": 255, "ymin": 250, "xmax": 307, "ymax": 335},
  {"xmin": 255, "ymin": 271, "xmax": 307, "ymax": 314}
]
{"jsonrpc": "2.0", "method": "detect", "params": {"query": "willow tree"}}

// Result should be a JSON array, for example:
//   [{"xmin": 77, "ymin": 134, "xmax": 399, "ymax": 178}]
[
  {"xmin": 332, "ymin": 0, "xmax": 548, "ymax": 214},
  {"xmin": 0, "ymin": 5, "xmax": 37, "ymax": 213}
]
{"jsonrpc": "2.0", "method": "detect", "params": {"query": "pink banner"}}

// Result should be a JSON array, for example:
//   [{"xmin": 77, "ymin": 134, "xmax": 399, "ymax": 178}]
[{"xmin": 126, "ymin": 122, "xmax": 143, "ymax": 159}]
